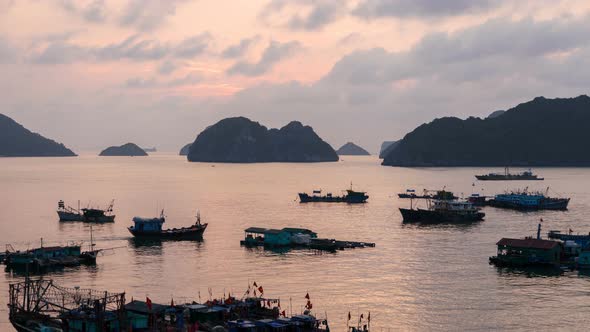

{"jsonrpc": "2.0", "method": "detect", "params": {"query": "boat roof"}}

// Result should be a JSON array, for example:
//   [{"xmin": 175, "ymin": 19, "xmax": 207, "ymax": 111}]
[
  {"xmin": 132, "ymin": 217, "xmax": 164, "ymax": 223},
  {"xmin": 282, "ymin": 227, "xmax": 314, "ymax": 234},
  {"xmin": 497, "ymin": 238, "xmax": 560, "ymax": 250},
  {"xmin": 244, "ymin": 227, "xmax": 315, "ymax": 235},
  {"xmin": 245, "ymin": 227, "xmax": 274, "ymax": 234},
  {"xmin": 125, "ymin": 300, "xmax": 167, "ymax": 314}
]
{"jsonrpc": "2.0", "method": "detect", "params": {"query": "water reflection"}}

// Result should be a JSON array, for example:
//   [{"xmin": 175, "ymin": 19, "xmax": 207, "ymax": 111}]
[
  {"xmin": 492, "ymin": 265, "xmax": 564, "ymax": 278},
  {"xmin": 401, "ymin": 220, "xmax": 484, "ymax": 231}
]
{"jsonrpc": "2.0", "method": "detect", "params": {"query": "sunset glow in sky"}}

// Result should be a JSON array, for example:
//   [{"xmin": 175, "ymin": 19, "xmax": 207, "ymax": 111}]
[{"xmin": 2, "ymin": 0, "xmax": 590, "ymax": 151}]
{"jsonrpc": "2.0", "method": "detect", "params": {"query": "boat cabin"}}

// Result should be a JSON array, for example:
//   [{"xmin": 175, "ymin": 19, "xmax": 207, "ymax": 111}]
[
  {"xmin": 131, "ymin": 217, "xmax": 165, "ymax": 233},
  {"xmin": 495, "ymin": 237, "xmax": 562, "ymax": 266},
  {"xmin": 243, "ymin": 227, "xmax": 318, "ymax": 247}
]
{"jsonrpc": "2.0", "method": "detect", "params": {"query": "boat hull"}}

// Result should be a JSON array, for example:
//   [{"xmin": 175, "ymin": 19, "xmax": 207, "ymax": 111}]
[
  {"xmin": 488, "ymin": 198, "xmax": 569, "ymax": 210},
  {"xmin": 489, "ymin": 255, "xmax": 558, "ymax": 267},
  {"xmin": 475, "ymin": 175, "xmax": 544, "ymax": 181},
  {"xmin": 57, "ymin": 211, "xmax": 84, "ymax": 222},
  {"xmin": 298, "ymin": 193, "xmax": 368, "ymax": 203},
  {"xmin": 399, "ymin": 208, "xmax": 485, "ymax": 223},
  {"xmin": 128, "ymin": 223, "xmax": 207, "ymax": 240}
]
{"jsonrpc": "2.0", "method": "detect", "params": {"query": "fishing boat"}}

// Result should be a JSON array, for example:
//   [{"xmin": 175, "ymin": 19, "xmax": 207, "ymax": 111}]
[
  {"xmin": 128, "ymin": 210, "xmax": 208, "ymax": 239},
  {"xmin": 2, "ymin": 227, "xmax": 115, "ymax": 273},
  {"xmin": 57, "ymin": 199, "xmax": 116, "ymax": 222},
  {"xmin": 298, "ymin": 184, "xmax": 368, "ymax": 203},
  {"xmin": 399, "ymin": 199, "xmax": 485, "ymax": 223},
  {"xmin": 57, "ymin": 200, "xmax": 84, "ymax": 221},
  {"xmin": 398, "ymin": 189, "xmax": 457, "ymax": 200},
  {"xmin": 475, "ymin": 167, "xmax": 544, "ymax": 181},
  {"xmin": 487, "ymin": 188, "xmax": 569, "ymax": 210},
  {"xmin": 548, "ymin": 229, "xmax": 590, "ymax": 248}
]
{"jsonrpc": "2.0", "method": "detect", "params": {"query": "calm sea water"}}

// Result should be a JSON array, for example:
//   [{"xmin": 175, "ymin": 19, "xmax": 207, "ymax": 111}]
[{"xmin": 1, "ymin": 154, "xmax": 590, "ymax": 331}]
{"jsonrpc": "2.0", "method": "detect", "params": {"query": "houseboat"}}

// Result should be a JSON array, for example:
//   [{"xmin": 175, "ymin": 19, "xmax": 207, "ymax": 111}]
[
  {"xmin": 399, "ymin": 199, "xmax": 485, "ymax": 223},
  {"xmin": 475, "ymin": 167, "xmax": 544, "ymax": 181},
  {"xmin": 57, "ymin": 199, "xmax": 116, "ymax": 222},
  {"xmin": 490, "ymin": 224, "xmax": 563, "ymax": 267},
  {"xmin": 241, "ymin": 227, "xmax": 375, "ymax": 251},
  {"xmin": 487, "ymin": 189, "xmax": 570, "ymax": 210},
  {"xmin": 299, "ymin": 184, "xmax": 368, "ymax": 203},
  {"xmin": 128, "ymin": 210, "xmax": 208, "ymax": 239}
]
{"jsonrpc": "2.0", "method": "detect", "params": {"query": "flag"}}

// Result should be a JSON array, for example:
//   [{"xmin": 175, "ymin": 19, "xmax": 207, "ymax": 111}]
[
  {"xmin": 281, "ymin": 310, "xmax": 286, "ymax": 317},
  {"xmin": 360, "ymin": 313, "xmax": 364, "ymax": 320},
  {"xmin": 253, "ymin": 281, "xmax": 258, "ymax": 287},
  {"xmin": 146, "ymin": 297, "xmax": 152, "ymax": 311},
  {"xmin": 171, "ymin": 298, "xmax": 174, "ymax": 307},
  {"xmin": 305, "ymin": 293, "xmax": 310, "ymax": 300},
  {"xmin": 258, "ymin": 286, "xmax": 264, "ymax": 294}
]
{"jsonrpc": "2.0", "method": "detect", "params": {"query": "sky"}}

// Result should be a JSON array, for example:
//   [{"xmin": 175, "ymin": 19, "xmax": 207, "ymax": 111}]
[{"xmin": 1, "ymin": 0, "xmax": 590, "ymax": 153}]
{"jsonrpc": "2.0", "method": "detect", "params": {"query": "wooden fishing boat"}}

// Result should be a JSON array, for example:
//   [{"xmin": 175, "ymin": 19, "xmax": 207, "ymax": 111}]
[{"xmin": 128, "ymin": 210, "xmax": 207, "ymax": 239}]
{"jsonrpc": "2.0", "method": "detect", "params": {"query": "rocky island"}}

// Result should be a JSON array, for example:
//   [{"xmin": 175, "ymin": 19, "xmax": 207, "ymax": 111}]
[
  {"xmin": 0, "ymin": 113, "xmax": 76, "ymax": 157},
  {"xmin": 179, "ymin": 143, "xmax": 191, "ymax": 156},
  {"xmin": 336, "ymin": 142, "xmax": 370, "ymax": 155},
  {"xmin": 187, "ymin": 117, "xmax": 338, "ymax": 163},
  {"xmin": 382, "ymin": 95, "xmax": 590, "ymax": 166},
  {"xmin": 99, "ymin": 143, "xmax": 148, "ymax": 156},
  {"xmin": 379, "ymin": 140, "xmax": 399, "ymax": 159}
]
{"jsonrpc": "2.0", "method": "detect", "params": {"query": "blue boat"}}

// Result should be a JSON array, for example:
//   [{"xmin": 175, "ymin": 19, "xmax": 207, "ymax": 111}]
[
  {"xmin": 548, "ymin": 230, "xmax": 590, "ymax": 248},
  {"xmin": 128, "ymin": 210, "xmax": 207, "ymax": 240},
  {"xmin": 487, "ymin": 188, "xmax": 569, "ymax": 210}
]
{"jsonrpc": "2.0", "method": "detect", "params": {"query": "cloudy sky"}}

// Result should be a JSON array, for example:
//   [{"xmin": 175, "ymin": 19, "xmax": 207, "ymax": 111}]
[{"xmin": 2, "ymin": 0, "xmax": 590, "ymax": 152}]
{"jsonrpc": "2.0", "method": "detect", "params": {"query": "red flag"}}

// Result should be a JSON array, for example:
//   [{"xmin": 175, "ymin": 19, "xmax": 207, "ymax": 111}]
[
  {"xmin": 258, "ymin": 286, "xmax": 264, "ymax": 294},
  {"xmin": 146, "ymin": 297, "xmax": 152, "ymax": 311},
  {"xmin": 305, "ymin": 293, "xmax": 310, "ymax": 299},
  {"xmin": 281, "ymin": 310, "xmax": 286, "ymax": 317}
]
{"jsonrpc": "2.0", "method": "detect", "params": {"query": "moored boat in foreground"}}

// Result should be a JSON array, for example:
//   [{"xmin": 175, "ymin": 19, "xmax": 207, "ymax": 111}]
[
  {"xmin": 400, "ymin": 199, "xmax": 485, "ymax": 223},
  {"xmin": 128, "ymin": 210, "xmax": 208, "ymax": 239},
  {"xmin": 490, "ymin": 224, "xmax": 563, "ymax": 267}
]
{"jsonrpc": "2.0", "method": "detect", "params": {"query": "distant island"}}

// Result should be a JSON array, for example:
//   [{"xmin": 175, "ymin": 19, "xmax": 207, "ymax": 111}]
[
  {"xmin": 336, "ymin": 142, "xmax": 370, "ymax": 155},
  {"xmin": 99, "ymin": 143, "xmax": 148, "ymax": 156},
  {"xmin": 187, "ymin": 117, "xmax": 339, "ymax": 163},
  {"xmin": 382, "ymin": 95, "xmax": 590, "ymax": 166},
  {"xmin": 179, "ymin": 143, "xmax": 191, "ymax": 156},
  {"xmin": 0, "ymin": 113, "xmax": 76, "ymax": 157},
  {"xmin": 379, "ymin": 140, "xmax": 399, "ymax": 159},
  {"xmin": 143, "ymin": 147, "xmax": 157, "ymax": 152}
]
